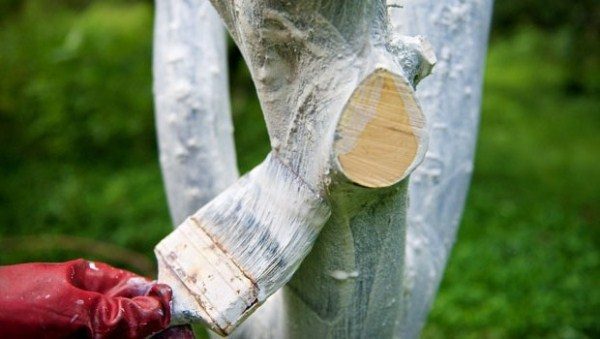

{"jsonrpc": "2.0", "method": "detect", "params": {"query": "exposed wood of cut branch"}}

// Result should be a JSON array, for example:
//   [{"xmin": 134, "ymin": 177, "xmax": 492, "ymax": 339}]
[{"xmin": 336, "ymin": 69, "xmax": 426, "ymax": 188}]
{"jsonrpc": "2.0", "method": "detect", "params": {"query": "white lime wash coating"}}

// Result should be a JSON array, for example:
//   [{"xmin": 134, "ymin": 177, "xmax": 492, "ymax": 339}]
[{"xmin": 152, "ymin": 0, "xmax": 493, "ymax": 338}]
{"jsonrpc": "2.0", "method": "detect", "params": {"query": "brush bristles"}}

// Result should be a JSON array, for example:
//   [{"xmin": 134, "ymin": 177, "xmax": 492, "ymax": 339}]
[{"xmin": 155, "ymin": 154, "xmax": 331, "ymax": 334}]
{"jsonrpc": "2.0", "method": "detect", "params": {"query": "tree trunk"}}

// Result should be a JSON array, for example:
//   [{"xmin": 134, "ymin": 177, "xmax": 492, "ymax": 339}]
[
  {"xmin": 152, "ymin": 0, "xmax": 493, "ymax": 338},
  {"xmin": 153, "ymin": 0, "xmax": 238, "ymax": 226},
  {"xmin": 395, "ymin": 2, "xmax": 494, "ymax": 337}
]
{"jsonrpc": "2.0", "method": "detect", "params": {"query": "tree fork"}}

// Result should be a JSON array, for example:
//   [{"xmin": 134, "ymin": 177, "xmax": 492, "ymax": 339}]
[{"xmin": 152, "ymin": 0, "xmax": 493, "ymax": 338}]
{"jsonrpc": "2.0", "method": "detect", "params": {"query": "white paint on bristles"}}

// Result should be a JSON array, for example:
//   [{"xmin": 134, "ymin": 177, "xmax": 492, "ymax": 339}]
[{"xmin": 156, "ymin": 155, "xmax": 330, "ymax": 334}]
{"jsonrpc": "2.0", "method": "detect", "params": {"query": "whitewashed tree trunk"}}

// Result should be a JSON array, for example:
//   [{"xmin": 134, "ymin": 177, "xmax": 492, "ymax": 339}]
[
  {"xmin": 394, "ymin": 2, "xmax": 494, "ymax": 337},
  {"xmin": 153, "ymin": 0, "xmax": 492, "ymax": 338},
  {"xmin": 153, "ymin": 0, "xmax": 238, "ymax": 225}
]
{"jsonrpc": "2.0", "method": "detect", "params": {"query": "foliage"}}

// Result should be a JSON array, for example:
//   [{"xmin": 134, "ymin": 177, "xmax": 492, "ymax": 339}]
[
  {"xmin": 492, "ymin": 0, "xmax": 599, "ymax": 94},
  {"xmin": 0, "ymin": 1, "xmax": 164, "ymax": 270},
  {"xmin": 493, "ymin": 0, "xmax": 598, "ymax": 34},
  {"xmin": 0, "ymin": 1, "xmax": 598, "ymax": 337}
]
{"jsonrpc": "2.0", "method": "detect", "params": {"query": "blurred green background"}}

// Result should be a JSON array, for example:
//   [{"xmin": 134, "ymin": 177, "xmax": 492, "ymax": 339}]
[{"xmin": 0, "ymin": 0, "xmax": 598, "ymax": 337}]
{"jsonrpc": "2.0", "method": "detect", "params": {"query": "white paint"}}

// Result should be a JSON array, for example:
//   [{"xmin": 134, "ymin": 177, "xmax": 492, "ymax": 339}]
[
  {"xmin": 203, "ymin": 1, "xmax": 434, "ymax": 192},
  {"xmin": 330, "ymin": 270, "xmax": 360, "ymax": 281}
]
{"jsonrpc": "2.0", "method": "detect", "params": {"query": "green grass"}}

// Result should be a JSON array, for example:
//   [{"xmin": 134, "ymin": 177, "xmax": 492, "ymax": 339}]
[{"xmin": 0, "ymin": 2, "xmax": 598, "ymax": 337}]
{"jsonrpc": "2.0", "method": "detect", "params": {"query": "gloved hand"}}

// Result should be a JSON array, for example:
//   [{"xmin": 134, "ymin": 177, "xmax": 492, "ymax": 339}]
[{"xmin": 0, "ymin": 259, "xmax": 176, "ymax": 338}]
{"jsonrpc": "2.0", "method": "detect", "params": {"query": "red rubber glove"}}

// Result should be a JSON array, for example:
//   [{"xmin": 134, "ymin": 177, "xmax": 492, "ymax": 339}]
[{"xmin": 0, "ymin": 259, "xmax": 173, "ymax": 338}]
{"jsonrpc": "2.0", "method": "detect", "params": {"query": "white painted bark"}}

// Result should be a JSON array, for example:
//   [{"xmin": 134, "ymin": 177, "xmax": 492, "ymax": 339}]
[
  {"xmin": 153, "ymin": 0, "xmax": 238, "ymax": 225},
  {"xmin": 394, "ymin": 1, "xmax": 494, "ymax": 337},
  {"xmin": 153, "ymin": 0, "xmax": 492, "ymax": 338}
]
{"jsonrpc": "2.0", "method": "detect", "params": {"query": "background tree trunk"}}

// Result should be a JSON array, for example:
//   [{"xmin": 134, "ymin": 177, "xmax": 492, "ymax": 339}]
[
  {"xmin": 153, "ymin": 0, "xmax": 238, "ymax": 226},
  {"xmin": 393, "ymin": 1, "xmax": 494, "ymax": 337}
]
